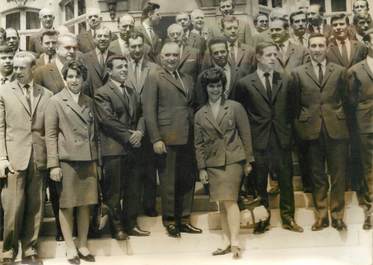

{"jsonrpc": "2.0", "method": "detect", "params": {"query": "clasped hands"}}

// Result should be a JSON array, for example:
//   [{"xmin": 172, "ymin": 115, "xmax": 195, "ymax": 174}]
[{"xmin": 129, "ymin": 130, "xmax": 143, "ymax": 148}]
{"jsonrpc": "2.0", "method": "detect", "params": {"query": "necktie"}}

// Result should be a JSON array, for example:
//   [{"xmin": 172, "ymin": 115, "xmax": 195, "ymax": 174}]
[
  {"xmin": 264, "ymin": 72, "xmax": 272, "ymax": 101},
  {"xmin": 120, "ymin": 84, "xmax": 134, "ymax": 117},
  {"xmin": 223, "ymin": 66, "xmax": 231, "ymax": 99},
  {"xmin": 24, "ymin": 84, "xmax": 31, "ymax": 112},
  {"xmin": 340, "ymin": 40, "xmax": 349, "ymax": 66},
  {"xmin": 229, "ymin": 42, "xmax": 235, "ymax": 63},
  {"xmin": 318, "ymin": 63, "xmax": 323, "ymax": 84},
  {"xmin": 1, "ymin": 77, "xmax": 7, "ymax": 85},
  {"xmin": 99, "ymin": 52, "xmax": 105, "ymax": 68}
]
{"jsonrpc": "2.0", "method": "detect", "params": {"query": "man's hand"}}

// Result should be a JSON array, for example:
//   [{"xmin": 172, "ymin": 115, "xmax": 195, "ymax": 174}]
[
  {"xmin": 153, "ymin": 140, "xmax": 167, "ymax": 154},
  {"xmin": 50, "ymin": 167, "xmax": 62, "ymax": 182},
  {"xmin": 199, "ymin": 169, "xmax": 208, "ymax": 184},
  {"xmin": 129, "ymin": 130, "xmax": 143, "ymax": 146},
  {"xmin": 244, "ymin": 163, "xmax": 253, "ymax": 176},
  {"xmin": 0, "ymin": 160, "xmax": 14, "ymax": 178}
]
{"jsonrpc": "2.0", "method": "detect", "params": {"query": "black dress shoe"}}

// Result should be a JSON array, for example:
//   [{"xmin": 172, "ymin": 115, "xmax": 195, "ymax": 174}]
[
  {"xmin": 67, "ymin": 256, "xmax": 80, "ymax": 265},
  {"xmin": 112, "ymin": 230, "xmax": 129, "ymax": 241},
  {"xmin": 282, "ymin": 219, "xmax": 304, "ymax": 233},
  {"xmin": 21, "ymin": 255, "xmax": 43, "ymax": 265},
  {"xmin": 144, "ymin": 208, "xmax": 158, "ymax": 217},
  {"xmin": 166, "ymin": 224, "xmax": 180, "ymax": 238},
  {"xmin": 311, "ymin": 219, "xmax": 329, "ymax": 231},
  {"xmin": 179, "ymin": 223, "xmax": 202, "ymax": 234},
  {"xmin": 2, "ymin": 258, "xmax": 15, "ymax": 265},
  {"xmin": 212, "ymin": 245, "xmax": 231, "ymax": 256},
  {"xmin": 332, "ymin": 219, "xmax": 347, "ymax": 231},
  {"xmin": 127, "ymin": 226, "xmax": 150, "ymax": 236},
  {"xmin": 363, "ymin": 216, "xmax": 372, "ymax": 230},
  {"xmin": 55, "ymin": 233, "xmax": 64, "ymax": 242},
  {"xmin": 78, "ymin": 251, "xmax": 95, "ymax": 262},
  {"xmin": 254, "ymin": 218, "xmax": 270, "ymax": 234}
]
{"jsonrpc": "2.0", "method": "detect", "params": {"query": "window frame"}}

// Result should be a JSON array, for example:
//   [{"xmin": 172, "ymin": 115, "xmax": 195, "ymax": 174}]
[{"xmin": 62, "ymin": 0, "xmax": 86, "ymax": 34}]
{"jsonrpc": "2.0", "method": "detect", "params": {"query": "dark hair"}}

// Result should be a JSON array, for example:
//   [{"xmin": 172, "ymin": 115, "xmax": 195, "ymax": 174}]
[
  {"xmin": 289, "ymin": 10, "xmax": 306, "ymax": 24},
  {"xmin": 106, "ymin": 55, "xmax": 128, "ymax": 70},
  {"xmin": 353, "ymin": 13, "xmax": 372, "ymax": 25},
  {"xmin": 221, "ymin": 15, "xmax": 239, "ymax": 29},
  {"xmin": 199, "ymin": 67, "xmax": 227, "ymax": 105},
  {"xmin": 208, "ymin": 37, "xmax": 228, "ymax": 53},
  {"xmin": 0, "ymin": 45, "xmax": 14, "ymax": 54},
  {"xmin": 270, "ymin": 18, "xmax": 289, "ymax": 30},
  {"xmin": 141, "ymin": 2, "xmax": 160, "ymax": 22},
  {"xmin": 308, "ymin": 33, "xmax": 328, "ymax": 47},
  {"xmin": 353, "ymin": 0, "xmax": 370, "ymax": 11},
  {"xmin": 254, "ymin": 13, "xmax": 269, "ymax": 25},
  {"xmin": 330, "ymin": 13, "xmax": 350, "ymax": 25},
  {"xmin": 40, "ymin": 29, "xmax": 58, "ymax": 42},
  {"xmin": 128, "ymin": 31, "xmax": 145, "ymax": 43},
  {"xmin": 255, "ymin": 41, "xmax": 276, "ymax": 56},
  {"xmin": 62, "ymin": 59, "xmax": 88, "ymax": 81}
]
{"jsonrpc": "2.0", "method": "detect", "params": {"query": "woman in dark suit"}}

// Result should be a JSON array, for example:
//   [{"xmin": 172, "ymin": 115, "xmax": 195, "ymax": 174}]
[
  {"xmin": 194, "ymin": 68, "xmax": 254, "ymax": 259},
  {"xmin": 45, "ymin": 60, "xmax": 98, "ymax": 264}
]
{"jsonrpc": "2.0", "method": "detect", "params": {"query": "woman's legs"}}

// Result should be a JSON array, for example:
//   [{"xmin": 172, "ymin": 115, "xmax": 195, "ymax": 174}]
[
  {"xmin": 59, "ymin": 208, "xmax": 77, "ymax": 258},
  {"xmin": 218, "ymin": 201, "xmax": 230, "ymax": 248},
  {"xmin": 222, "ymin": 200, "xmax": 240, "ymax": 247},
  {"xmin": 76, "ymin": 206, "xmax": 91, "ymax": 255}
]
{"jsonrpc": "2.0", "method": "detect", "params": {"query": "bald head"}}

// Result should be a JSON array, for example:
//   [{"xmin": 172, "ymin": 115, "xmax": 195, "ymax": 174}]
[
  {"xmin": 176, "ymin": 12, "xmax": 190, "ymax": 32},
  {"xmin": 160, "ymin": 42, "xmax": 180, "ymax": 72},
  {"xmin": 191, "ymin": 9, "xmax": 205, "ymax": 31},
  {"xmin": 118, "ymin": 14, "xmax": 135, "ymax": 40},
  {"xmin": 86, "ymin": 7, "xmax": 102, "ymax": 30},
  {"xmin": 167, "ymin": 24, "xmax": 184, "ymax": 44}
]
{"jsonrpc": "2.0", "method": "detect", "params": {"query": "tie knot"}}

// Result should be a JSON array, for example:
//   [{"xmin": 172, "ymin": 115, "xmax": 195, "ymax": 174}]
[
  {"xmin": 317, "ymin": 63, "xmax": 322, "ymax": 67},
  {"xmin": 264, "ymin": 72, "xmax": 270, "ymax": 78},
  {"xmin": 24, "ymin": 84, "xmax": 30, "ymax": 90},
  {"xmin": 340, "ymin": 40, "xmax": 345, "ymax": 45}
]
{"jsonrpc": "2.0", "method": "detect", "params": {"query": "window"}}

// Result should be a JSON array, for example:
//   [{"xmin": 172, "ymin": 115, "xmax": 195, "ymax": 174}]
[
  {"xmin": 331, "ymin": 0, "xmax": 346, "ymax": 11},
  {"xmin": 259, "ymin": 0, "xmax": 283, "ymax": 8},
  {"xmin": 6, "ymin": 12, "xmax": 20, "ymax": 30},
  {"xmin": 26, "ymin": 11, "xmax": 40, "ymax": 30},
  {"xmin": 63, "ymin": 0, "xmax": 86, "ymax": 34}
]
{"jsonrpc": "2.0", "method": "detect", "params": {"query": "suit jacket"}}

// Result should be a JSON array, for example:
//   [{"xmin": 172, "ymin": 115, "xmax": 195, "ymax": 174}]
[
  {"xmin": 307, "ymin": 23, "xmax": 333, "ymax": 40},
  {"xmin": 275, "ymin": 42, "xmax": 310, "ymax": 73},
  {"xmin": 127, "ymin": 58, "xmax": 156, "ymax": 96},
  {"xmin": 292, "ymin": 61, "xmax": 349, "ymax": 140},
  {"xmin": 194, "ymin": 99, "xmax": 254, "ymax": 169},
  {"xmin": 28, "ymin": 29, "xmax": 44, "ymax": 56},
  {"xmin": 178, "ymin": 45, "xmax": 201, "ymax": 82},
  {"xmin": 213, "ymin": 16, "xmax": 254, "ymax": 46},
  {"xmin": 327, "ymin": 39, "xmax": 368, "ymax": 68},
  {"xmin": 347, "ymin": 59, "xmax": 373, "ymax": 134},
  {"xmin": 0, "ymin": 81, "xmax": 53, "ymax": 170},
  {"xmin": 236, "ymin": 71, "xmax": 294, "ymax": 150},
  {"xmin": 108, "ymin": 38, "xmax": 129, "ymax": 56},
  {"xmin": 136, "ymin": 25, "xmax": 162, "ymax": 63},
  {"xmin": 143, "ymin": 66, "xmax": 195, "ymax": 145},
  {"xmin": 94, "ymin": 80, "xmax": 144, "ymax": 157},
  {"xmin": 45, "ymin": 88, "xmax": 97, "ymax": 168},
  {"xmin": 77, "ymin": 30, "xmax": 95, "ymax": 53},
  {"xmin": 185, "ymin": 31, "xmax": 206, "ymax": 54}
]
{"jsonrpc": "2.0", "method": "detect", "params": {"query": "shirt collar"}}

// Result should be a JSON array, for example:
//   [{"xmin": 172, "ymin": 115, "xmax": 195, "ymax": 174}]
[
  {"xmin": 111, "ymin": 78, "xmax": 125, "ymax": 89},
  {"xmin": 0, "ymin": 72, "xmax": 12, "ymax": 80},
  {"xmin": 336, "ymin": 38, "xmax": 350, "ymax": 45},
  {"xmin": 311, "ymin": 59, "xmax": 327, "ymax": 69},
  {"xmin": 130, "ymin": 56, "xmax": 144, "ymax": 66},
  {"xmin": 209, "ymin": 97, "xmax": 222, "ymax": 107},
  {"xmin": 257, "ymin": 67, "xmax": 273, "ymax": 78},
  {"xmin": 18, "ymin": 80, "xmax": 34, "ymax": 90},
  {"xmin": 66, "ymin": 88, "xmax": 80, "ymax": 102}
]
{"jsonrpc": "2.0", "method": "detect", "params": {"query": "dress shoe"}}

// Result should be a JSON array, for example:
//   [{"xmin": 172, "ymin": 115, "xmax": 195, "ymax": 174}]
[
  {"xmin": 67, "ymin": 256, "xmax": 80, "ymax": 265},
  {"xmin": 144, "ymin": 208, "xmax": 158, "ymax": 217},
  {"xmin": 212, "ymin": 245, "xmax": 231, "ymax": 256},
  {"xmin": 268, "ymin": 185, "xmax": 280, "ymax": 195},
  {"xmin": 127, "ymin": 226, "xmax": 151, "ymax": 236},
  {"xmin": 112, "ymin": 230, "xmax": 129, "ymax": 241},
  {"xmin": 179, "ymin": 223, "xmax": 202, "ymax": 234},
  {"xmin": 2, "ymin": 258, "xmax": 15, "ymax": 265},
  {"xmin": 363, "ymin": 216, "xmax": 372, "ymax": 230},
  {"xmin": 331, "ymin": 219, "xmax": 347, "ymax": 231},
  {"xmin": 253, "ymin": 218, "xmax": 270, "ymax": 234},
  {"xmin": 55, "ymin": 233, "xmax": 64, "ymax": 242},
  {"xmin": 231, "ymin": 246, "xmax": 242, "ymax": 259},
  {"xmin": 311, "ymin": 219, "xmax": 329, "ymax": 231},
  {"xmin": 77, "ymin": 251, "xmax": 95, "ymax": 262},
  {"xmin": 21, "ymin": 255, "xmax": 43, "ymax": 265},
  {"xmin": 282, "ymin": 219, "xmax": 304, "ymax": 233},
  {"xmin": 166, "ymin": 224, "xmax": 180, "ymax": 238}
]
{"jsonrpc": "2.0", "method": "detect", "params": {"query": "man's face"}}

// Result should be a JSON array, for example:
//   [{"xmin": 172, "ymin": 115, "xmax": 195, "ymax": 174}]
[
  {"xmin": 118, "ymin": 17, "xmax": 134, "ymax": 41},
  {"xmin": 332, "ymin": 18, "xmax": 348, "ymax": 40},
  {"xmin": 270, "ymin": 20, "xmax": 288, "ymax": 43},
  {"xmin": 176, "ymin": 14, "xmax": 190, "ymax": 32},
  {"xmin": 309, "ymin": 36, "xmax": 327, "ymax": 62},
  {"xmin": 129, "ymin": 37, "xmax": 145, "ymax": 62},
  {"xmin": 66, "ymin": 68, "xmax": 83, "ymax": 94},
  {"xmin": 220, "ymin": 0, "xmax": 234, "ymax": 16},
  {"xmin": 0, "ymin": 52, "xmax": 14, "ymax": 75},
  {"xmin": 13, "ymin": 57, "xmax": 33, "ymax": 84},
  {"xmin": 256, "ymin": 46, "xmax": 278, "ymax": 70},
  {"xmin": 191, "ymin": 11, "xmax": 205, "ymax": 31},
  {"xmin": 307, "ymin": 5, "xmax": 321, "ymax": 25},
  {"xmin": 160, "ymin": 44, "xmax": 180, "ymax": 72},
  {"xmin": 56, "ymin": 37, "xmax": 77, "ymax": 62},
  {"xmin": 41, "ymin": 13, "xmax": 55, "ymax": 29},
  {"xmin": 210, "ymin": 43, "xmax": 228, "ymax": 67},
  {"xmin": 87, "ymin": 12, "xmax": 101, "ymax": 29},
  {"xmin": 42, "ymin": 34, "xmax": 58, "ymax": 56},
  {"xmin": 255, "ymin": 15, "xmax": 269, "ymax": 32},
  {"xmin": 353, "ymin": 0, "xmax": 369, "ymax": 15},
  {"xmin": 94, "ymin": 28, "xmax": 111, "ymax": 51},
  {"xmin": 356, "ymin": 17, "xmax": 372, "ymax": 34},
  {"xmin": 223, "ymin": 20, "xmax": 239, "ymax": 43},
  {"xmin": 168, "ymin": 27, "xmax": 183, "ymax": 44},
  {"xmin": 109, "ymin": 59, "xmax": 128, "ymax": 83},
  {"xmin": 6, "ymin": 30, "xmax": 19, "ymax": 51},
  {"xmin": 292, "ymin": 13, "xmax": 307, "ymax": 35},
  {"xmin": 150, "ymin": 9, "xmax": 161, "ymax": 26}
]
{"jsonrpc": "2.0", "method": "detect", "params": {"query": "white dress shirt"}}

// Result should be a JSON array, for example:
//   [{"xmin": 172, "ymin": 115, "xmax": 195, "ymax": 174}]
[
  {"xmin": 0, "ymin": 72, "xmax": 13, "ymax": 84},
  {"xmin": 311, "ymin": 59, "xmax": 327, "ymax": 80},
  {"xmin": 256, "ymin": 67, "xmax": 273, "ymax": 90}
]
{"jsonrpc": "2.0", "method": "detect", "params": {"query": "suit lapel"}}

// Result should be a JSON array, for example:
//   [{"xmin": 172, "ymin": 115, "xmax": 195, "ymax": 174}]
[
  {"xmin": 50, "ymin": 64, "xmax": 65, "ymax": 89},
  {"xmin": 11, "ymin": 83, "xmax": 31, "ymax": 116},
  {"xmin": 203, "ymin": 106, "xmax": 223, "ymax": 136},
  {"xmin": 216, "ymin": 103, "xmax": 229, "ymax": 128},
  {"xmin": 362, "ymin": 60, "xmax": 373, "ymax": 80},
  {"xmin": 252, "ymin": 72, "xmax": 271, "ymax": 104},
  {"xmin": 179, "ymin": 46, "xmax": 191, "ymax": 69},
  {"xmin": 138, "ymin": 62, "xmax": 150, "ymax": 94},
  {"xmin": 161, "ymin": 71, "xmax": 188, "ymax": 97},
  {"xmin": 108, "ymin": 80, "xmax": 134, "ymax": 118},
  {"xmin": 320, "ymin": 63, "xmax": 334, "ymax": 88},
  {"xmin": 271, "ymin": 72, "xmax": 283, "ymax": 103},
  {"xmin": 330, "ymin": 43, "xmax": 345, "ymax": 66},
  {"xmin": 304, "ymin": 62, "xmax": 321, "ymax": 87},
  {"xmin": 61, "ymin": 89, "xmax": 88, "ymax": 124},
  {"xmin": 349, "ymin": 41, "xmax": 358, "ymax": 66}
]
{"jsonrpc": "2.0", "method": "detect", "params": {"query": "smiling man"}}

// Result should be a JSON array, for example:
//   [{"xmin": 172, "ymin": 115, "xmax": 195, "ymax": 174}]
[{"xmin": 35, "ymin": 30, "xmax": 58, "ymax": 67}]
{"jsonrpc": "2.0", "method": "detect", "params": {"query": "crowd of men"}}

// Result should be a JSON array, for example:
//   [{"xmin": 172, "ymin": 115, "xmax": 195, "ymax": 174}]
[{"xmin": 0, "ymin": 0, "xmax": 372, "ymax": 263}]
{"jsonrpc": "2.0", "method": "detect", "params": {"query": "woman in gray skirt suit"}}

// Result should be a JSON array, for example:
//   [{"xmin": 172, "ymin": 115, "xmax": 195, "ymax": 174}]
[
  {"xmin": 194, "ymin": 67, "xmax": 254, "ymax": 259},
  {"xmin": 45, "ymin": 60, "xmax": 97, "ymax": 264}
]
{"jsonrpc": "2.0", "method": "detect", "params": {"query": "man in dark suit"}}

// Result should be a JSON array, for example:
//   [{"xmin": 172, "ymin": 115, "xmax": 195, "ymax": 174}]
[
  {"xmin": 5, "ymin": 28, "xmax": 21, "ymax": 54},
  {"xmin": 0, "ymin": 51, "xmax": 53, "ymax": 265},
  {"xmin": 292, "ymin": 33, "xmax": 349, "ymax": 231},
  {"xmin": 143, "ymin": 42, "xmax": 202, "ymax": 238},
  {"xmin": 126, "ymin": 31, "xmax": 158, "ymax": 217},
  {"xmin": 108, "ymin": 14, "xmax": 135, "ymax": 56},
  {"xmin": 236, "ymin": 42, "xmax": 303, "ymax": 234},
  {"xmin": 28, "ymin": 8, "xmax": 55, "ymax": 56},
  {"xmin": 35, "ymin": 30, "xmax": 58, "ymax": 68},
  {"xmin": 77, "ymin": 8, "xmax": 103, "ymax": 53},
  {"xmin": 175, "ymin": 12, "xmax": 205, "ymax": 54},
  {"xmin": 95, "ymin": 55, "xmax": 150, "ymax": 239},
  {"xmin": 81, "ymin": 26, "xmax": 115, "ymax": 96},
  {"xmin": 290, "ymin": 10, "xmax": 309, "ymax": 48}
]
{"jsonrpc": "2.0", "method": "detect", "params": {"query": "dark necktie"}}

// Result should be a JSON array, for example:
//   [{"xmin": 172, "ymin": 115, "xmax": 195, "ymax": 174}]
[
  {"xmin": 1, "ymin": 77, "xmax": 8, "ymax": 85},
  {"xmin": 318, "ymin": 63, "xmax": 323, "ymax": 84},
  {"xmin": 340, "ymin": 40, "xmax": 349, "ymax": 66},
  {"xmin": 121, "ymin": 84, "xmax": 134, "ymax": 117},
  {"xmin": 24, "ymin": 84, "xmax": 31, "ymax": 112},
  {"xmin": 229, "ymin": 42, "xmax": 235, "ymax": 63},
  {"xmin": 264, "ymin": 72, "xmax": 272, "ymax": 101}
]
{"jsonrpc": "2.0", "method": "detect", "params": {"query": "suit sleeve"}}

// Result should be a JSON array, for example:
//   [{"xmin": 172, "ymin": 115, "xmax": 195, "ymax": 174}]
[
  {"xmin": 234, "ymin": 102, "xmax": 254, "ymax": 164},
  {"xmin": 194, "ymin": 112, "xmax": 207, "ymax": 170},
  {"xmin": 44, "ymin": 99, "xmax": 60, "ymax": 168},
  {"xmin": 346, "ymin": 68, "xmax": 360, "ymax": 112},
  {"xmin": 290, "ymin": 70, "xmax": 301, "ymax": 120},
  {"xmin": 94, "ymin": 91, "xmax": 132, "ymax": 144},
  {"xmin": 0, "ymin": 93, "xmax": 7, "ymax": 159}
]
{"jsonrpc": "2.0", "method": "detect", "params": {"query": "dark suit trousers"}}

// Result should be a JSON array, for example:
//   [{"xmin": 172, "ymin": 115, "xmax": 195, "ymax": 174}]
[
  {"xmin": 47, "ymin": 178, "xmax": 62, "ymax": 236},
  {"xmin": 253, "ymin": 132, "xmax": 295, "ymax": 222},
  {"xmin": 102, "ymin": 152, "xmax": 141, "ymax": 232},
  {"xmin": 158, "ymin": 144, "xmax": 196, "ymax": 226},
  {"xmin": 1, "ymin": 158, "xmax": 46, "ymax": 259},
  {"xmin": 307, "ymin": 124, "xmax": 348, "ymax": 221},
  {"xmin": 357, "ymin": 133, "xmax": 373, "ymax": 215}
]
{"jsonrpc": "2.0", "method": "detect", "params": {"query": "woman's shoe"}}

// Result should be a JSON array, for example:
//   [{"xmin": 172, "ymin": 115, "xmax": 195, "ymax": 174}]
[
  {"xmin": 212, "ymin": 245, "xmax": 231, "ymax": 256},
  {"xmin": 78, "ymin": 250, "xmax": 95, "ymax": 262},
  {"xmin": 67, "ymin": 256, "xmax": 80, "ymax": 265},
  {"xmin": 231, "ymin": 246, "xmax": 242, "ymax": 259}
]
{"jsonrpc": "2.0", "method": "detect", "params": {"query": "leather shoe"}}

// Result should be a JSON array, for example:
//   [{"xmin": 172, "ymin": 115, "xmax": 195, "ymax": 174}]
[
  {"xmin": 67, "ymin": 256, "xmax": 80, "ymax": 265},
  {"xmin": 332, "ymin": 219, "xmax": 347, "ymax": 231},
  {"xmin": 268, "ymin": 186, "xmax": 280, "ymax": 195},
  {"xmin": 2, "ymin": 258, "xmax": 15, "ymax": 265},
  {"xmin": 166, "ymin": 224, "xmax": 180, "ymax": 238},
  {"xmin": 254, "ymin": 218, "xmax": 270, "ymax": 234},
  {"xmin": 363, "ymin": 216, "xmax": 372, "ymax": 230},
  {"xmin": 311, "ymin": 219, "xmax": 329, "ymax": 231},
  {"xmin": 112, "ymin": 230, "xmax": 129, "ymax": 241},
  {"xmin": 77, "ymin": 251, "xmax": 95, "ymax": 262},
  {"xmin": 282, "ymin": 219, "xmax": 304, "ymax": 233},
  {"xmin": 212, "ymin": 245, "xmax": 231, "ymax": 256},
  {"xmin": 179, "ymin": 223, "xmax": 202, "ymax": 234},
  {"xmin": 127, "ymin": 226, "xmax": 150, "ymax": 236},
  {"xmin": 55, "ymin": 233, "xmax": 64, "ymax": 242},
  {"xmin": 21, "ymin": 255, "xmax": 43, "ymax": 265},
  {"xmin": 144, "ymin": 208, "xmax": 158, "ymax": 217}
]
